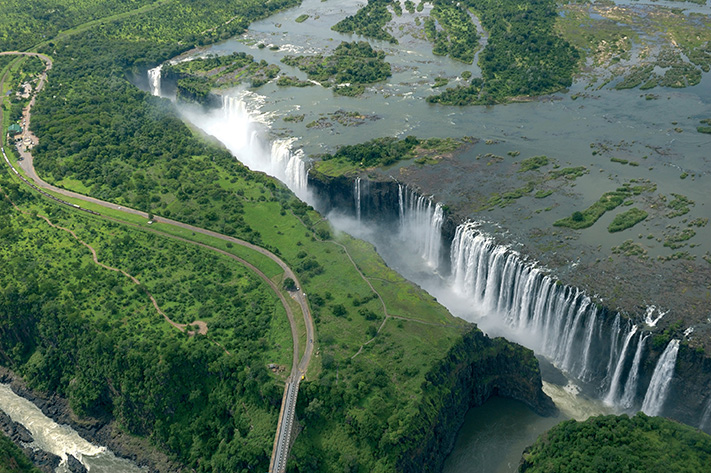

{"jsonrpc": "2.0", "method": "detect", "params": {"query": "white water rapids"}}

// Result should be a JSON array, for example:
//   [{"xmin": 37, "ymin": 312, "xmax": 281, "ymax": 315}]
[{"xmin": 0, "ymin": 384, "xmax": 144, "ymax": 473}]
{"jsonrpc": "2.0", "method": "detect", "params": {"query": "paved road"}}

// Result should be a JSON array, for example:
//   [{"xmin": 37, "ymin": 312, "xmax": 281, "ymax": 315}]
[{"xmin": 1, "ymin": 51, "xmax": 314, "ymax": 471}]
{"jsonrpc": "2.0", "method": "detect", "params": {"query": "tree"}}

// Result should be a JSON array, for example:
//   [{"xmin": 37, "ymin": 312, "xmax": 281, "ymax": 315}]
[{"xmin": 283, "ymin": 277, "xmax": 296, "ymax": 291}]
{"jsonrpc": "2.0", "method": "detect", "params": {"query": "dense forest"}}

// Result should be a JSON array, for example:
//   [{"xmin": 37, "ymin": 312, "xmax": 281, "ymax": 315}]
[
  {"xmin": 428, "ymin": 0, "xmax": 579, "ymax": 104},
  {"xmin": 0, "ymin": 432, "xmax": 41, "ymax": 473},
  {"xmin": 331, "ymin": 0, "xmax": 398, "ymax": 44},
  {"xmin": 520, "ymin": 413, "xmax": 711, "ymax": 472}
]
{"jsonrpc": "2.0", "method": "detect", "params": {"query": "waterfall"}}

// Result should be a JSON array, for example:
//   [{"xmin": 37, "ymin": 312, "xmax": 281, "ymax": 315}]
[
  {"xmin": 641, "ymin": 339, "xmax": 680, "ymax": 416},
  {"xmin": 700, "ymin": 397, "xmax": 711, "ymax": 432},
  {"xmin": 271, "ymin": 139, "xmax": 308, "ymax": 199},
  {"xmin": 148, "ymin": 65, "xmax": 162, "ymax": 97},
  {"xmin": 620, "ymin": 333, "xmax": 649, "ymax": 409},
  {"xmin": 218, "ymin": 95, "xmax": 308, "ymax": 199},
  {"xmin": 398, "ymin": 185, "xmax": 443, "ymax": 267},
  {"xmin": 604, "ymin": 325, "xmax": 639, "ymax": 406},
  {"xmin": 448, "ymin": 222, "xmax": 618, "ymax": 386},
  {"xmin": 355, "ymin": 177, "xmax": 362, "ymax": 221},
  {"xmin": 145, "ymin": 80, "xmax": 309, "ymax": 200}
]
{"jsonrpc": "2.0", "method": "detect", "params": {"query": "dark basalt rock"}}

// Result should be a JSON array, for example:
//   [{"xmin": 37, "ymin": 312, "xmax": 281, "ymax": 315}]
[{"xmin": 66, "ymin": 453, "xmax": 88, "ymax": 473}]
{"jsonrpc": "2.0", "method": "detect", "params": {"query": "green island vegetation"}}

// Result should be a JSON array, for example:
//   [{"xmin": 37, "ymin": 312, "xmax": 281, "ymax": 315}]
[
  {"xmin": 163, "ymin": 53, "xmax": 279, "ymax": 103},
  {"xmin": 0, "ymin": 433, "xmax": 41, "ymax": 473},
  {"xmin": 331, "ymin": 0, "xmax": 398, "ymax": 44},
  {"xmin": 276, "ymin": 75, "xmax": 314, "ymax": 87},
  {"xmin": 295, "ymin": 14, "xmax": 310, "ymax": 23},
  {"xmin": 697, "ymin": 118, "xmax": 711, "ymax": 134},
  {"xmin": 519, "ymin": 156, "xmax": 550, "ymax": 172},
  {"xmin": 281, "ymin": 41, "xmax": 391, "ymax": 96},
  {"xmin": 313, "ymin": 136, "xmax": 465, "ymax": 176},
  {"xmin": 424, "ymin": 0, "xmax": 479, "ymax": 64},
  {"xmin": 554, "ymin": 181, "xmax": 656, "ymax": 230},
  {"xmin": 433, "ymin": 76, "xmax": 449, "ymax": 88},
  {"xmin": 608, "ymin": 207, "xmax": 648, "ymax": 233},
  {"xmin": 478, "ymin": 164, "xmax": 588, "ymax": 211},
  {"xmin": 283, "ymin": 113, "xmax": 305, "ymax": 123},
  {"xmin": 0, "ymin": 2, "xmax": 554, "ymax": 472},
  {"xmin": 556, "ymin": 3, "xmax": 711, "ymax": 91},
  {"xmin": 665, "ymin": 193, "xmax": 695, "ymax": 218},
  {"xmin": 427, "ymin": 0, "xmax": 579, "ymax": 104},
  {"xmin": 520, "ymin": 413, "xmax": 711, "ymax": 473},
  {"xmin": 664, "ymin": 228, "xmax": 696, "ymax": 249},
  {"xmin": 305, "ymin": 110, "xmax": 380, "ymax": 130},
  {"xmin": 611, "ymin": 239, "xmax": 648, "ymax": 258}
]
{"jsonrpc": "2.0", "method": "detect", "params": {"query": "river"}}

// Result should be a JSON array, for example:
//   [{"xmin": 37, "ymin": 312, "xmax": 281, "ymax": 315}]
[{"xmin": 0, "ymin": 384, "xmax": 144, "ymax": 473}]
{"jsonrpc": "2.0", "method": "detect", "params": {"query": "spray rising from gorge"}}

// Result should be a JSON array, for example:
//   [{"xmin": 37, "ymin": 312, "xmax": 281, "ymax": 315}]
[{"xmin": 146, "ymin": 65, "xmax": 696, "ymax": 427}]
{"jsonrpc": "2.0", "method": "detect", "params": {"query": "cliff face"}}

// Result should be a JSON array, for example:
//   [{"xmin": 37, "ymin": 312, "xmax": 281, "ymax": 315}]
[
  {"xmin": 310, "ymin": 172, "xmax": 711, "ymax": 435},
  {"xmin": 396, "ymin": 327, "xmax": 556, "ymax": 473},
  {"xmin": 307, "ymin": 170, "xmax": 400, "ymax": 224}
]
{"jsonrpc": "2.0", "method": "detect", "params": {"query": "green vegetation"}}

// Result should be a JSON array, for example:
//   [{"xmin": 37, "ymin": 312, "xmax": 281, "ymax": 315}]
[
  {"xmin": 608, "ymin": 207, "xmax": 648, "ymax": 233},
  {"xmin": 697, "ymin": 119, "xmax": 711, "ymax": 134},
  {"xmin": 520, "ymin": 413, "xmax": 711, "ymax": 473},
  {"xmin": 428, "ymin": 0, "xmax": 578, "ymax": 104},
  {"xmin": 0, "ymin": 171, "xmax": 287, "ymax": 471},
  {"xmin": 554, "ymin": 181, "xmax": 656, "ymax": 229},
  {"xmin": 557, "ymin": 4, "xmax": 711, "ymax": 91},
  {"xmin": 548, "ymin": 166, "xmax": 587, "ymax": 180},
  {"xmin": 331, "ymin": 0, "xmax": 397, "ymax": 44},
  {"xmin": 433, "ymin": 77, "xmax": 449, "ymax": 88},
  {"xmin": 164, "ymin": 53, "xmax": 279, "ymax": 103},
  {"xmin": 425, "ymin": 0, "xmax": 479, "ymax": 64},
  {"xmin": 666, "ymin": 193, "xmax": 695, "ymax": 218},
  {"xmin": 612, "ymin": 240, "xmax": 648, "ymax": 258},
  {"xmin": 314, "ymin": 136, "xmax": 464, "ymax": 175},
  {"xmin": 480, "ymin": 182, "xmax": 535, "ymax": 210},
  {"xmin": 295, "ymin": 14, "xmax": 310, "ymax": 23},
  {"xmin": 0, "ymin": 433, "xmax": 41, "ymax": 473},
  {"xmin": 664, "ymin": 228, "xmax": 696, "ymax": 249},
  {"xmin": 283, "ymin": 114, "xmax": 305, "ymax": 122},
  {"xmin": 276, "ymin": 75, "xmax": 314, "ymax": 87},
  {"xmin": 281, "ymin": 41, "xmax": 391, "ymax": 95},
  {"xmin": 519, "ymin": 156, "xmax": 550, "ymax": 172}
]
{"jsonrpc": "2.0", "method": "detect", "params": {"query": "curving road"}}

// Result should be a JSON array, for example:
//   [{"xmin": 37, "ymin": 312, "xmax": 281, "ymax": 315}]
[{"xmin": 1, "ymin": 51, "xmax": 313, "ymax": 472}]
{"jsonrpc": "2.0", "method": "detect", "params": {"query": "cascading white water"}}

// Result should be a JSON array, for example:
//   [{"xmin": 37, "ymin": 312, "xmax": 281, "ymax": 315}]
[
  {"xmin": 355, "ymin": 177, "xmax": 362, "ymax": 221},
  {"xmin": 700, "ymin": 397, "xmax": 711, "ymax": 432},
  {"xmin": 620, "ymin": 333, "xmax": 649, "ymax": 409},
  {"xmin": 604, "ymin": 325, "xmax": 639, "ymax": 406},
  {"xmin": 398, "ymin": 185, "xmax": 443, "ymax": 267},
  {"xmin": 148, "ymin": 65, "xmax": 162, "ymax": 97},
  {"xmin": 641, "ymin": 339, "xmax": 680, "ymax": 416},
  {"xmin": 0, "ymin": 384, "xmax": 144, "ymax": 473},
  {"xmin": 449, "ymin": 223, "xmax": 609, "ymax": 382},
  {"xmin": 146, "ymin": 76, "xmax": 309, "ymax": 200}
]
